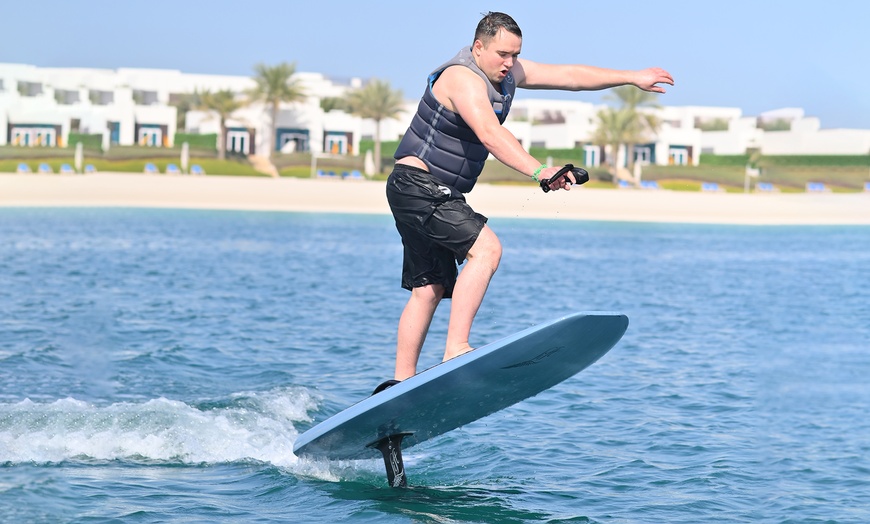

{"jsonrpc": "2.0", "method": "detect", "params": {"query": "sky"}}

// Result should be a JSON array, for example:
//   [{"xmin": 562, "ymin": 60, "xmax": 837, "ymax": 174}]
[{"xmin": 2, "ymin": 0, "xmax": 868, "ymax": 129}]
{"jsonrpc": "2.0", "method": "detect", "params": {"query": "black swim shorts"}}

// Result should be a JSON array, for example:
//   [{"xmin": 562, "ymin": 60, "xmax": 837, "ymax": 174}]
[{"xmin": 386, "ymin": 164, "xmax": 487, "ymax": 298}]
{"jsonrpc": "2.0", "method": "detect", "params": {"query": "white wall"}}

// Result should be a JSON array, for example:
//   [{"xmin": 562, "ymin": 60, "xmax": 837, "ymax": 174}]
[
  {"xmin": 3, "ymin": 62, "xmax": 869, "ymax": 159},
  {"xmin": 701, "ymin": 117, "xmax": 764, "ymax": 155},
  {"xmin": 762, "ymin": 123, "xmax": 870, "ymax": 155}
]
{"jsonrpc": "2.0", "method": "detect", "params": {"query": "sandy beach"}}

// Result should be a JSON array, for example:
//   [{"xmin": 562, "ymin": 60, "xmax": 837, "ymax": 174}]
[{"xmin": 1, "ymin": 173, "xmax": 868, "ymax": 225}]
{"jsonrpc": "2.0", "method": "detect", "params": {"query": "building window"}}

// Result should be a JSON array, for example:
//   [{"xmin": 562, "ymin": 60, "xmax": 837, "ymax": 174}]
[
  {"xmin": 135, "ymin": 124, "xmax": 167, "ymax": 147},
  {"xmin": 133, "ymin": 90, "xmax": 158, "ymax": 105},
  {"xmin": 695, "ymin": 117, "xmax": 729, "ymax": 131},
  {"xmin": 227, "ymin": 128, "xmax": 252, "ymax": 154},
  {"xmin": 10, "ymin": 125, "xmax": 59, "ymax": 147},
  {"xmin": 89, "ymin": 90, "xmax": 114, "ymax": 105},
  {"xmin": 583, "ymin": 144, "xmax": 600, "ymax": 167},
  {"xmin": 634, "ymin": 146, "xmax": 652, "ymax": 165},
  {"xmin": 324, "ymin": 131, "xmax": 351, "ymax": 155},
  {"xmin": 17, "ymin": 81, "xmax": 43, "ymax": 97},
  {"xmin": 109, "ymin": 122, "xmax": 121, "ymax": 145},
  {"xmin": 55, "ymin": 89, "xmax": 80, "ymax": 105},
  {"xmin": 669, "ymin": 147, "xmax": 689, "ymax": 166},
  {"xmin": 276, "ymin": 128, "xmax": 309, "ymax": 153}
]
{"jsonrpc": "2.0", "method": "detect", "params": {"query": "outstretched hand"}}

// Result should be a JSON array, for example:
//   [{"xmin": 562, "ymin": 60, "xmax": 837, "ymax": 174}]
[{"xmin": 635, "ymin": 67, "xmax": 674, "ymax": 93}]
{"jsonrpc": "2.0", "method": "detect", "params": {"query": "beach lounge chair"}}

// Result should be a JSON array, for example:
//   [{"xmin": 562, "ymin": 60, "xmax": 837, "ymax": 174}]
[
  {"xmin": 641, "ymin": 180, "xmax": 660, "ymax": 190},
  {"xmin": 864, "ymin": 181, "xmax": 870, "ymax": 192},
  {"xmin": 190, "ymin": 164, "xmax": 204, "ymax": 175},
  {"xmin": 806, "ymin": 182, "xmax": 829, "ymax": 193},
  {"xmin": 701, "ymin": 182, "xmax": 721, "ymax": 192},
  {"xmin": 38, "ymin": 163, "xmax": 53, "ymax": 174},
  {"xmin": 756, "ymin": 182, "xmax": 778, "ymax": 192},
  {"xmin": 345, "ymin": 170, "xmax": 364, "ymax": 180},
  {"xmin": 16, "ymin": 163, "xmax": 31, "ymax": 174},
  {"xmin": 60, "ymin": 164, "xmax": 75, "ymax": 174},
  {"xmin": 144, "ymin": 162, "xmax": 159, "ymax": 174},
  {"xmin": 166, "ymin": 163, "xmax": 180, "ymax": 174},
  {"xmin": 617, "ymin": 180, "xmax": 633, "ymax": 189},
  {"xmin": 85, "ymin": 164, "xmax": 97, "ymax": 173}
]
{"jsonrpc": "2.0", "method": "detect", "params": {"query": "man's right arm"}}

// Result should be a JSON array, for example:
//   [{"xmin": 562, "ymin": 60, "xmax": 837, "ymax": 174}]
[
  {"xmin": 435, "ymin": 66, "xmax": 547, "ymax": 180},
  {"xmin": 437, "ymin": 66, "xmax": 575, "ymax": 187}
]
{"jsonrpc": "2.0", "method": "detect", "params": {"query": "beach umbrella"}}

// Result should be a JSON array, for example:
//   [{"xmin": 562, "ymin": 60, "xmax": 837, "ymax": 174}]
[
  {"xmin": 74, "ymin": 142, "xmax": 83, "ymax": 174},
  {"xmin": 364, "ymin": 150, "xmax": 375, "ymax": 176},
  {"xmin": 181, "ymin": 142, "xmax": 189, "ymax": 174}
]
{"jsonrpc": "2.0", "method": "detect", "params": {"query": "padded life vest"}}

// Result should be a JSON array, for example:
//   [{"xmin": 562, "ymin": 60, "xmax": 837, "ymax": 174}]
[{"xmin": 393, "ymin": 46, "xmax": 516, "ymax": 193}]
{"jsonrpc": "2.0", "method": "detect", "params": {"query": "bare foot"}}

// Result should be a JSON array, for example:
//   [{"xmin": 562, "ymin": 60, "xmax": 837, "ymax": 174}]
[{"xmin": 442, "ymin": 344, "xmax": 475, "ymax": 362}]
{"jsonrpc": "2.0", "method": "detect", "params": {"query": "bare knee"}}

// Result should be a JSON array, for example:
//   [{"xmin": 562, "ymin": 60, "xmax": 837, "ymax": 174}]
[
  {"xmin": 411, "ymin": 284, "xmax": 445, "ymax": 306},
  {"xmin": 467, "ymin": 227, "xmax": 502, "ymax": 270}
]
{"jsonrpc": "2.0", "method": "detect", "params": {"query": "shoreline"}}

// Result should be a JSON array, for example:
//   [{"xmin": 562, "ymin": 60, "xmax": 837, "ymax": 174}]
[{"xmin": 2, "ymin": 173, "xmax": 869, "ymax": 225}]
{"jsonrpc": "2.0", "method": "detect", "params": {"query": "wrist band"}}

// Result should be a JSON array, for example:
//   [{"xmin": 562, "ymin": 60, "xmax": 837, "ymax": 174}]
[{"xmin": 532, "ymin": 164, "xmax": 547, "ymax": 182}]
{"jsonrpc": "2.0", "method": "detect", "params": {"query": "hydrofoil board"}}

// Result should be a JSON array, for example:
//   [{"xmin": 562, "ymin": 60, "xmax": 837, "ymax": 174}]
[{"xmin": 293, "ymin": 311, "xmax": 628, "ymax": 486}]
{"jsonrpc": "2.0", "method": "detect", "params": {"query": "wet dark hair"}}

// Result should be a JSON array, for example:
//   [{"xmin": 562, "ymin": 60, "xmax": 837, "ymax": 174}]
[{"xmin": 474, "ymin": 11, "xmax": 522, "ymax": 45}]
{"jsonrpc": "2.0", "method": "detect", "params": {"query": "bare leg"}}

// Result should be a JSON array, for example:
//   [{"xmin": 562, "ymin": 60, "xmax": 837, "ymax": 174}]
[
  {"xmin": 443, "ymin": 225, "xmax": 502, "ymax": 362},
  {"xmin": 394, "ymin": 284, "xmax": 445, "ymax": 380}
]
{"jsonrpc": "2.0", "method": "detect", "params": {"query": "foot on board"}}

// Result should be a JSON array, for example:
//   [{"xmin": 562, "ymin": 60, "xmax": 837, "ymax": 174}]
[{"xmin": 442, "ymin": 345, "xmax": 475, "ymax": 362}]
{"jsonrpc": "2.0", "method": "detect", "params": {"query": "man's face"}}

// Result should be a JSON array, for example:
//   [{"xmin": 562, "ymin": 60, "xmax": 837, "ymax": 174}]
[{"xmin": 473, "ymin": 28, "xmax": 522, "ymax": 85}]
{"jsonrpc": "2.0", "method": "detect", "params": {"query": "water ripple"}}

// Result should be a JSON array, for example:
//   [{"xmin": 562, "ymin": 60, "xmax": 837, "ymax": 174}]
[{"xmin": 1, "ymin": 209, "xmax": 868, "ymax": 522}]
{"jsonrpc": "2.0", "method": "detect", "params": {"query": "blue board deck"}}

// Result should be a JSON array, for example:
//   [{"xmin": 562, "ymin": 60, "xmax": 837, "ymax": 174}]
[
  {"xmin": 294, "ymin": 312, "xmax": 628, "ymax": 462},
  {"xmin": 294, "ymin": 311, "xmax": 628, "ymax": 461}
]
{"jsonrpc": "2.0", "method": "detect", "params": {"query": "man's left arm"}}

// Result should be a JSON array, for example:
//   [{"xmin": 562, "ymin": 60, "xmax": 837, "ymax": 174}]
[{"xmin": 514, "ymin": 58, "xmax": 674, "ymax": 93}]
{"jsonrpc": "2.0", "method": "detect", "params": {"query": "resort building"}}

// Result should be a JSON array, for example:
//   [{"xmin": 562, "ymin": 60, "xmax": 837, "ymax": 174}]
[
  {"xmin": 0, "ymin": 62, "xmax": 363, "ymax": 156},
  {"xmin": 2, "ymin": 62, "xmax": 868, "ymax": 169},
  {"xmin": 700, "ymin": 107, "xmax": 870, "ymax": 156}
]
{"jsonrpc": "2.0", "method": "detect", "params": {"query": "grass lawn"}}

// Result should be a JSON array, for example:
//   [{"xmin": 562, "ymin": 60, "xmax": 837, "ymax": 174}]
[
  {"xmin": 2, "ymin": 157, "xmax": 264, "ymax": 177},
  {"xmin": 4, "ymin": 148, "xmax": 868, "ymax": 193}
]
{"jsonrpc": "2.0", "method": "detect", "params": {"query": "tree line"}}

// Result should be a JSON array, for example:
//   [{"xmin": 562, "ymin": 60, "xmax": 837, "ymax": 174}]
[
  {"xmin": 173, "ymin": 62, "xmax": 659, "ymax": 179},
  {"xmin": 171, "ymin": 63, "xmax": 403, "ymax": 173}
]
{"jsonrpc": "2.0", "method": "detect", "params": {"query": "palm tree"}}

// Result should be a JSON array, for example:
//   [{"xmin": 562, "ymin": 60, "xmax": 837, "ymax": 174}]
[
  {"xmin": 592, "ymin": 106, "xmax": 636, "ymax": 179},
  {"xmin": 248, "ymin": 62, "xmax": 306, "ymax": 159},
  {"xmin": 198, "ymin": 89, "xmax": 246, "ymax": 160},
  {"xmin": 345, "ymin": 79, "xmax": 404, "ymax": 174},
  {"xmin": 320, "ymin": 97, "xmax": 348, "ymax": 113},
  {"xmin": 603, "ymin": 86, "xmax": 662, "ymax": 173},
  {"xmin": 169, "ymin": 91, "xmax": 203, "ymax": 131}
]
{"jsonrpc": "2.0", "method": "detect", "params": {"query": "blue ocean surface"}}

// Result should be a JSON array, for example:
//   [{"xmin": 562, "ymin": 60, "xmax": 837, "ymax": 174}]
[{"xmin": 1, "ymin": 207, "xmax": 868, "ymax": 523}]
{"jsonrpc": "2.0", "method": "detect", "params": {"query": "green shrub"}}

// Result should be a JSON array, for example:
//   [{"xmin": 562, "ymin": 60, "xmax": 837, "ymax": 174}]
[
  {"xmin": 758, "ymin": 155, "xmax": 870, "ymax": 167},
  {"xmin": 67, "ymin": 133, "xmax": 103, "ymax": 150},
  {"xmin": 359, "ymin": 139, "xmax": 400, "ymax": 157},
  {"xmin": 174, "ymin": 133, "xmax": 217, "ymax": 149},
  {"xmin": 74, "ymin": 156, "xmax": 261, "ymax": 176},
  {"xmin": 187, "ymin": 158, "xmax": 263, "ymax": 176},
  {"xmin": 700, "ymin": 154, "xmax": 751, "ymax": 166}
]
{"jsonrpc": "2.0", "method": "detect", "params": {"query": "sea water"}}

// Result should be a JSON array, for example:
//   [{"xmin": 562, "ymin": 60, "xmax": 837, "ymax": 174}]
[{"xmin": 1, "ymin": 208, "xmax": 868, "ymax": 523}]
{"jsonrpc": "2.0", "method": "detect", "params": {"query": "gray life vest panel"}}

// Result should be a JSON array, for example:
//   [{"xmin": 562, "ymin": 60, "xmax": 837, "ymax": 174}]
[{"xmin": 393, "ymin": 46, "xmax": 516, "ymax": 193}]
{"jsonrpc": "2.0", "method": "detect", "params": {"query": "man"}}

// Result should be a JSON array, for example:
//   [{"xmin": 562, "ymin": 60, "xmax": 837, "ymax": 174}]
[{"xmin": 384, "ymin": 11, "xmax": 673, "ymax": 383}]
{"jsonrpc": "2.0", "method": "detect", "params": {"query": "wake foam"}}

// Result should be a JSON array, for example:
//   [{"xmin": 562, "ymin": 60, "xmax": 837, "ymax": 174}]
[{"xmin": 0, "ymin": 387, "xmax": 320, "ymax": 468}]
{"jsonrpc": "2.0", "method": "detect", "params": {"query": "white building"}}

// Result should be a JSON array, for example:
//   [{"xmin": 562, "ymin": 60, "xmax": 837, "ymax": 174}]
[
  {"xmin": 0, "ymin": 62, "xmax": 366, "ymax": 156},
  {"xmin": 2, "ymin": 62, "xmax": 868, "ymax": 166},
  {"xmin": 701, "ymin": 107, "xmax": 870, "ymax": 156},
  {"xmin": 500, "ymin": 99, "xmax": 705, "ymax": 167},
  {"xmin": 1, "ymin": 63, "xmax": 178, "ymax": 148}
]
